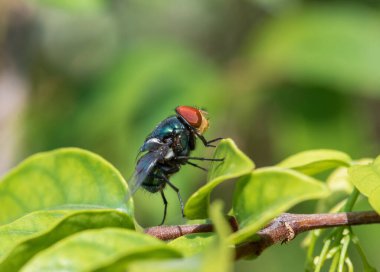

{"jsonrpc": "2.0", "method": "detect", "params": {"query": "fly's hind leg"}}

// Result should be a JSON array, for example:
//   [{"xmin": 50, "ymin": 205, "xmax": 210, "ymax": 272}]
[
  {"xmin": 159, "ymin": 190, "xmax": 168, "ymax": 226},
  {"xmin": 159, "ymin": 174, "xmax": 185, "ymax": 218},
  {"xmin": 142, "ymin": 179, "xmax": 168, "ymax": 225}
]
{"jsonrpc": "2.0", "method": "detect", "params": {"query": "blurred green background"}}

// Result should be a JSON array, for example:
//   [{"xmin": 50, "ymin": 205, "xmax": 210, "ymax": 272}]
[{"xmin": 1, "ymin": 0, "xmax": 380, "ymax": 270}]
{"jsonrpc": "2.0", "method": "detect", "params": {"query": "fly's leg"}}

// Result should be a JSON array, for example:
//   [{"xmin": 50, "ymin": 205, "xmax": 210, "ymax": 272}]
[
  {"xmin": 176, "ymin": 156, "xmax": 224, "ymax": 162},
  {"xmin": 186, "ymin": 161, "xmax": 207, "ymax": 172},
  {"xmin": 195, "ymin": 131, "xmax": 223, "ymax": 148},
  {"xmin": 175, "ymin": 156, "xmax": 224, "ymax": 171},
  {"xmin": 160, "ymin": 174, "xmax": 185, "ymax": 218},
  {"xmin": 180, "ymin": 116, "xmax": 222, "ymax": 147},
  {"xmin": 159, "ymin": 190, "xmax": 168, "ymax": 226},
  {"xmin": 206, "ymin": 137, "xmax": 224, "ymax": 145}
]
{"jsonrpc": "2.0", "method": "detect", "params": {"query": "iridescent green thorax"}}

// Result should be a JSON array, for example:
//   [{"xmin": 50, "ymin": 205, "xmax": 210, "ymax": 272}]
[{"xmin": 141, "ymin": 116, "xmax": 194, "ymax": 157}]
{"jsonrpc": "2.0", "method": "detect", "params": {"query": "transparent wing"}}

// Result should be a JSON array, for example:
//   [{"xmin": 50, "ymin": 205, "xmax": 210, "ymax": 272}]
[
  {"xmin": 126, "ymin": 144, "xmax": 170, "ymax": 205},
  {"xmin": 126, "ymin": 143, "xmax": 170, "ymax": 201},
  {"xmin": 129, "ymin": 152, "xmax": 160, "ymax": 196}
]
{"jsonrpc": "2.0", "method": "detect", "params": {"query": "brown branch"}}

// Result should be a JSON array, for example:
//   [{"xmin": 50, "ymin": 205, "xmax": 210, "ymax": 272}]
[
  {"xmin": 144, "ymin": 211, "xmax": 380, "ymax": 260},
  {"xmin": 144, "ymin": 216, "xmax": 239, "ymax": 240}
]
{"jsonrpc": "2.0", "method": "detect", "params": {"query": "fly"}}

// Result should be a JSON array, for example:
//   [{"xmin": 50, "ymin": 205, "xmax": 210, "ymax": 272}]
[{"xmin": 129, "ymin": 106, "xmax": 223, "ymax": 225}]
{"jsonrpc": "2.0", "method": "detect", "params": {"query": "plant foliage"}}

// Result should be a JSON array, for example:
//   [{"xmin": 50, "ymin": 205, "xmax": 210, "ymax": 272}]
[{"xmin": 0, "ymin": 139, "xmax": 378, "ymax": 271}]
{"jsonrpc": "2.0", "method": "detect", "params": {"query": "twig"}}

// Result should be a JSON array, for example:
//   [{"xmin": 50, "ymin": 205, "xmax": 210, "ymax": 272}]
[
  {"xmin": 144, "ymin": 211, "xmax": 380, "ymax": 260},
  {"xmin": 144, "ymin": 216, "xmax": 238, "ymax": 240}
]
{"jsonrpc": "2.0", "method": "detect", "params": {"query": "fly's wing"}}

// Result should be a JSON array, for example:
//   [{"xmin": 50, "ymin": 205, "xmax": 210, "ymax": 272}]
[
  {"xmin": 127, "ymin": 144, "xmax": 170, "ymax": 199},
  {"xmin": 136, "ymin": 138, "xmax": 167, "ymax": 162}
]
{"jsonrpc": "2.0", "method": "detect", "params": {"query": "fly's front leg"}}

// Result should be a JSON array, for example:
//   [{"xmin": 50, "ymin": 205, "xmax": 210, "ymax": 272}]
[
  {"xmin": 186, "ymin": 161, "xmax": 207, "ymax": 172},
  {"xmin": 205, "ymin": 137, "xmax": 224, "ymax": 145},
  {"xmin": 199, "ymin": 135, "xmax": 223, "ymax": 147},
  {"xmin": 175, "ymin": 156, "xmax": 224, "ymax": 162},
  {"xmin": 174, "ymin": 156, "xmax": 224, "ymax": 171},
  {"xmin": 194, "ymin": 130, "xmax": 223, "ymax": 147}
]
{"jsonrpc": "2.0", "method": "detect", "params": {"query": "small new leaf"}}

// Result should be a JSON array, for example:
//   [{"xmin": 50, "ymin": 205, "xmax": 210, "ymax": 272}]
[
  {"xmin": 184, "ymin": 139, "xmax": 254, "ymax": 219},
  {"xmin": 348, "ymin": 156, "xmax": 380, "ymax": 214},
  {"xmin": 277, "ymin": 149, "xmax": 351, "ymax": 175}
]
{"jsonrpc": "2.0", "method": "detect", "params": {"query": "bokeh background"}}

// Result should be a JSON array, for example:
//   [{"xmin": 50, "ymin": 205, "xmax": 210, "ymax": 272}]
[{"xmin": 1, "ymin": 0, "xmax": 380, "ymax": 271}]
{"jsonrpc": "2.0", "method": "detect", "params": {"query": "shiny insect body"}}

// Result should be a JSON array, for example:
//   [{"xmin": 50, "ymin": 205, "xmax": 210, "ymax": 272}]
[{"xmin": 130, "ymin": 106, "xmax": 223, "ymax": 225}]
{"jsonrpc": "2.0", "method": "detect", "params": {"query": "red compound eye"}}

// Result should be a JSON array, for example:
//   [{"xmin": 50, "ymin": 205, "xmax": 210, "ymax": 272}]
[{"xmin": 175, "ymin": 106, "xmax": 203, "ymax": 128}]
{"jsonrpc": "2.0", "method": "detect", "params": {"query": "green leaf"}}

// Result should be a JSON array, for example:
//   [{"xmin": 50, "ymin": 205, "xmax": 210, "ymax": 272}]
[
  {"xmin": 277, "ymin": 149, "xmax": 351, "ymax": 175},
  {"xmin": 169, "ymin": 233, "xmax": 216, "ymax": 257},
  {"xmin": 326, "ymin": 167, "xmax": 353, "ymax": 194},
  {"xmin": 0, "ymin": 209, "xmax": 133, "ymax": 271},
  {"xmin": 314, "ymin": 167, "xmax": 353, "ymax": 213},
  {"xmin": 348, "ymin": 157, "xmax": 380, "ymax": 197},
  {"xmin": 209, "ymin": 201, "xmax": 233, "ymax": 238},
  {"xmin": 369, "ymin": 186, "xmax": 380, "ymax": 215},
  {"xmin": 0, "ymin": 148, "xmax": 133, "ymax": 225},
  {"xmin": 129, "ymin": 258, "xmax": 197, "ymax": 272},
  {"xmin": 93, "ymin": 248, "xmax": 181, "ymax": 272},
  {"xmin": 20, "ymin": 228, "xmax": 181, "ymax": 272},
  {"xmin": 203, "ymin": 201, "xmax": 233, "ymax": 272},
  {"xmin": 230, "ymin": 167, "xmax": 330, "ymax": 244},
  {"xmin": 315, "ymin": 158, "xmax": 373, "ymax": 213},
  {"xmin": 184, "ymin": 139, "xmax": 254, "ymax": 219},
  {"xmin": 348, "ymin": 156, "xmax": 380, "ymax": 213}
]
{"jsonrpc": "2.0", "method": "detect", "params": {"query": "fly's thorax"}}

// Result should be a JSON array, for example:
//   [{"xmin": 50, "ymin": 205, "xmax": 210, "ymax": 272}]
[
  {"xmin": 164, "ymin": 148, "xmax": 175, "ymax": 159},
  {"xmin": 148, "ymin": 116, "xmax": 186, "ymax": 140},
  {"xmin": 170, "ymin": 129, "xmax": 191, "ymax": 155}
]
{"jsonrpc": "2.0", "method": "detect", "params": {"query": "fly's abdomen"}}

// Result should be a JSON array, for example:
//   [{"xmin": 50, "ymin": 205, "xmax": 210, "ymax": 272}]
[{"xmin": 141, "ymin": 169, "xmax": 166, "ymax": 193}]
